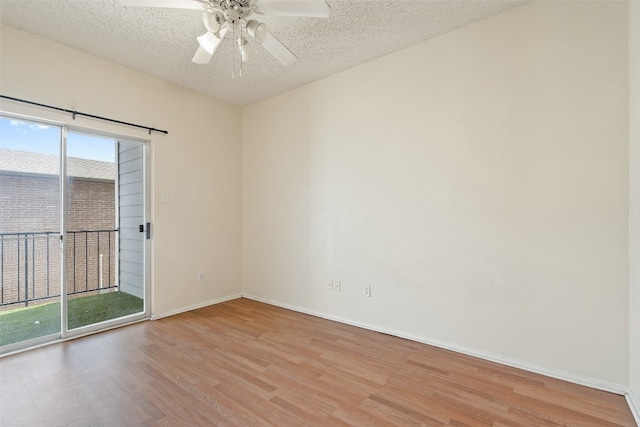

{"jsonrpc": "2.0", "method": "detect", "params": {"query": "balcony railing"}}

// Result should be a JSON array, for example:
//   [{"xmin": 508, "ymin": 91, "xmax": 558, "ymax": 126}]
[{"xmin": 0, "ymin": 230, "xmax": 117, "ymax": 308}]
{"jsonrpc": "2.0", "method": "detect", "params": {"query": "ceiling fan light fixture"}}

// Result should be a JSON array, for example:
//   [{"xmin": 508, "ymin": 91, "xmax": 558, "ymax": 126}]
[
  {"xmin": 246, "ymin": 20, "xmax": 268, "ymax": 44},
  {"xmin": 202, "ymin": 9, "xmax": 224, "ymax": 33}
]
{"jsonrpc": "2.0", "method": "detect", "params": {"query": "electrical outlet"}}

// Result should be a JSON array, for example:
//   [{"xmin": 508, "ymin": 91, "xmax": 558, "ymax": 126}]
[
  {"xmin": 328, "ymin": 281, "xmax": 334, "ymax": 291},
  {"xmin": 198, "ymin": 273, "xmax": 206, "ymax": 282},
  {"xmin": 334, "ymin": 281, "xmax": 341, "ymax": 292},
  {"xmin": 363, "ymin": 285, "xmax": 371, "ymax": 297}
]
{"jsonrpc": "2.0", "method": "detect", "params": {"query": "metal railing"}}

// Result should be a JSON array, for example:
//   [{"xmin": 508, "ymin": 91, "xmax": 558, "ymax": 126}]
[{"xmin": 0, "ymin": 230, "xmax": 117, "ymax": 308}]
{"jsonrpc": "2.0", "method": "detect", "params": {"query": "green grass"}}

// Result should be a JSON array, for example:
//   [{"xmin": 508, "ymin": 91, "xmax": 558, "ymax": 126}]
[{"xmin": 0, "ymin": 292, "xmax": 143, "ymax": 347}]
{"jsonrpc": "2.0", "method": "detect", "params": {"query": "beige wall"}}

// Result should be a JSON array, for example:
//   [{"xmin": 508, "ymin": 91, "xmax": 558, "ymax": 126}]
[
  {"xmin": 630, "ymin": 0, "xmax": 640, "ymax": 416},
  {"xmin": 243, "ymin": 0, "xmax": 629, "ymax": 385},
  {"xmin": 0, "ymin": 24, "xmax": 243, "ymax": 317}
]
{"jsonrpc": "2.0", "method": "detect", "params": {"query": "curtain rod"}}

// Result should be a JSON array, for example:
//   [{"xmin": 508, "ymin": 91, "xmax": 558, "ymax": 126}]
[{"xmin": 0, "ymin": 95, "xmax": 168, "ymax": 135}]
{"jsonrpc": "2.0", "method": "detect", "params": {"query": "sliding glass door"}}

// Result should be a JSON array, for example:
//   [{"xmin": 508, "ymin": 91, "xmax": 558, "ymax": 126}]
[{"xmin": 0, "ymin": 115, "xmax": 149, "ymax": 353}]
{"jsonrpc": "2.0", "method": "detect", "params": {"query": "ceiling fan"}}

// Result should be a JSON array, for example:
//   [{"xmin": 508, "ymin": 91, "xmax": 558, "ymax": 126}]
[{"xmin": 116, "ymin": 0, "xmax": 330, "ymax": 68}]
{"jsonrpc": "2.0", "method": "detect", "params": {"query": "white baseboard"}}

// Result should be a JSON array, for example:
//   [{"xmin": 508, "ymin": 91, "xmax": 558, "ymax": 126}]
[
  {"xmin": 242, "ymin": 293, "xmax": 629, "ymax": 397},
  {"xmin": 152, "ymin": 293, "xmax": 242, "ymax": 320},
  {"xmin": 627, "ymin": 388, "xmax": 640, "ymax": 426}
]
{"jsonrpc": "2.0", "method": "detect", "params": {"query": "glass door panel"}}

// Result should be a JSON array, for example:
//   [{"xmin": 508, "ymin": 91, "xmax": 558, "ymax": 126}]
[
  {"xmin": 0, "ymin": 116, "xmax": 62, "ymax": 352},
  {"xmin": 65, "ymin": 133, "xmax": 144, "ymax": 331}
]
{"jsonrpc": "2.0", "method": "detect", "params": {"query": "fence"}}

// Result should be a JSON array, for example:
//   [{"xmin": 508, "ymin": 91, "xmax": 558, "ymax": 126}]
[{"xmin": 0, "ymin": 230, "xmax": 117, "ymax": 308}]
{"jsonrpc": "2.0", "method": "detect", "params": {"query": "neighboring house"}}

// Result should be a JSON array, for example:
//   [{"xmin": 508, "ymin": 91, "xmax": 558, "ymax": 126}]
[{"xmin": 0, "ymin": 149, "xmax": 116, "ymax": 308}]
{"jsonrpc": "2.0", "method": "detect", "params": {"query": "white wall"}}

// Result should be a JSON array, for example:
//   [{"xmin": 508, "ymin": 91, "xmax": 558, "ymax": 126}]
[
  {"xmin": 0, "ymin": 24, "xmax": 243, "ymax": 317},
  {"xmin": 629, "ymin": 0, "xmax": 640, "ymax": 418},
  {"xmin": 243, "ymin": 0, "xmax": 630, "ymax": 385}
]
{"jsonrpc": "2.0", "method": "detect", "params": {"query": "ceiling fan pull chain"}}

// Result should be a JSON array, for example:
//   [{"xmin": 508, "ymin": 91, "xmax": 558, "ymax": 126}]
[
  {"xmin": 238, "ymin": 21, "xmax": 241, "ymax": 77},
  {"xmin": 232, "ymin": 20, "xmax": 236, "ymax": 78}
]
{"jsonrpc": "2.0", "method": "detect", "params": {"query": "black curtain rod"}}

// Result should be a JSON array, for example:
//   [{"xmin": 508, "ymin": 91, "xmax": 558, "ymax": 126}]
[{"xmin": 0, "ymin": 95, "xmax": 168, "ymax": 135}]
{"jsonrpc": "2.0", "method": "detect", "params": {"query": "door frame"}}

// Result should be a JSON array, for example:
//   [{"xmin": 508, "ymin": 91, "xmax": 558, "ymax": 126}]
[{"xmin": 62, "ymin": 128, "xmax": 151, "ymax": 339}]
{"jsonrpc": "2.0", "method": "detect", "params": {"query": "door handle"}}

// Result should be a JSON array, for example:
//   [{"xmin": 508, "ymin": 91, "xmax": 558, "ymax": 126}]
[{"xmin": 139, "ymin": 223, "xmax": 151, "ymax": 239}]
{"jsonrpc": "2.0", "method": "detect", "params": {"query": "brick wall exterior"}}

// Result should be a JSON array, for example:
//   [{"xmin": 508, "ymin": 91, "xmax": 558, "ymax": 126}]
[
  {"xmin": 0, "ymin": 172, "xmax": 116, "ymax": 308},
  {"xmin": 1, "ymin": 173, "xmax": 60, "ymax": 233}
]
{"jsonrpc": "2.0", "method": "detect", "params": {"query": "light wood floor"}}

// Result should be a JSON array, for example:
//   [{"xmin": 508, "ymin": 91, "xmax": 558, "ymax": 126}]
[{"xmin": 0, "ymin": 298, "xmax": 636, "ymax": 426}]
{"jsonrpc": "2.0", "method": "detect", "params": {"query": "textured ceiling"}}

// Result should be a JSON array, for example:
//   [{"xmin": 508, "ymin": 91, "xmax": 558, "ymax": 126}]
[{"xmin": 0, "ymin": 0, "xmax": 529, "ymax": 106}]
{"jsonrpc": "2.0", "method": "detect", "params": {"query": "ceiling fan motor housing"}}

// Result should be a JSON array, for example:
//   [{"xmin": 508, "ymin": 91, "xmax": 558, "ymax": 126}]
[
  {"xmin": 214, "ymin": 0, "xmax": 253, "ymax": 19},
  {"xmin": 204, "ymin": 0, "xmax": 253, "ymax": 33}
]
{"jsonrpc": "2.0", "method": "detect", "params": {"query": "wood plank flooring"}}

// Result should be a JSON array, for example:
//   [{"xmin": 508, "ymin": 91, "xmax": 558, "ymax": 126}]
[{"xmin": 0, "ymin": 298, "xmax": 636, "ymax": 426}]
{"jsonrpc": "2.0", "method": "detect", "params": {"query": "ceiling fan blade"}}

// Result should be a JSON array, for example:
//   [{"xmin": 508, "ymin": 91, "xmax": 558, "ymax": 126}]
[
  {"xmin": 192, "ymin": 28, "xmax": 227, "ymax": 64},
  {"xmin": 116, "ymin": 0, "xmax": 203, "ymax": 9},
  {"xmin": 257, "ymin": 0, "xmax": 330, "ymax": 18},
  {"xmin": 262, "ymin": 31, "xmax": 297, "ymax": 66},
  {"xmin": 192, "ymin": 46, "xmax": 214, "ymax": 64}
]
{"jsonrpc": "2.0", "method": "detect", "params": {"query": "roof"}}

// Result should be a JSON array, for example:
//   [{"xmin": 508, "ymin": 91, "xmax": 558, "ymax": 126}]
[{"xmin": 0, "ymin": 149, "xmax": 115, "ymax": 181}]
